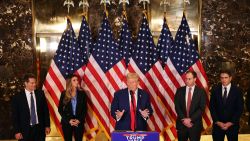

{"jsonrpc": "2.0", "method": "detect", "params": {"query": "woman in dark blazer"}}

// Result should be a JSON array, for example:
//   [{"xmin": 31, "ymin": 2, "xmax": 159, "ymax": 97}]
[{"xmin": 58, "ymin": 74, "xmax": 87, "ymax": 141}]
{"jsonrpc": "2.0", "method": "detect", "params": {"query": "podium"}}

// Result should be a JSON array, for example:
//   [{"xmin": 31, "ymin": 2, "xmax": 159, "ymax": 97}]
[{"xmin": 111, "ymin": 131, "xmax": 159, "ymax": 141}]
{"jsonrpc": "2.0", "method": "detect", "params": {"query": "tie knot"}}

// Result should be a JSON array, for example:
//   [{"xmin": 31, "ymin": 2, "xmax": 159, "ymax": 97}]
[
  {"xmin": 224, "ymin": 87, "xmax": 227, "ymax": 91},
  {"xmin": 130, "ymin": 90, "xmax": 134, "ymax": 95},
  {"xmin": 30, "ymin": 92, "xmax": 33, "ymax": 95},
  {"xmin": 189, "ymin": 87, "xmax": 192, "ymax": 92}
]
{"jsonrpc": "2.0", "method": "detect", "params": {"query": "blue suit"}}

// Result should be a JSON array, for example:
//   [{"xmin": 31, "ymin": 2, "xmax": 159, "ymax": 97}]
[{"xmin": 111, "ymin": 88, "xmax": 153, "ymax": 131}]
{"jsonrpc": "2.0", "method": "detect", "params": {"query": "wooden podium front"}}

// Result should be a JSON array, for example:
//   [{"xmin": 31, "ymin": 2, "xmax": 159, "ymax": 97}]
[{"xmin": 111, "ymin": 131, "xmax": 159, "ymax": 141}]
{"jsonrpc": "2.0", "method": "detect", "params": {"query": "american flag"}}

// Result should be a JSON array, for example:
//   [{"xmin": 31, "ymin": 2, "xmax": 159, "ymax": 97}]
[
  {"xmin": 118, "ymin": 18, "xmax": 132, "ymax": 67},
  {"xmin": 43, "ymin": 18, "xmax": 84, "ymax": 136},
  {"xmin": 155, "ymin": 17, "xmax": 178, "ymax": 140},
  {"xmin": 83, "ymin": 13, "xmax": 126, "ymax": 139},
  {"xmin": 117, "ymin": 17, "xmax": 133, "ymax": 86},
  {"xmin": 127, "ymin": 14, "xmax": 176, "ymax": 140},
  {"xmin": 168, "ymin": 13, "xmax": 212, "ymax": 130},
  {"xmin": 75, "ymin": 16, "xmax": 99, "ymax": 140},
  {"xmin": 157, "ymin": 18, "xmax": 174, "ymax": 68}
]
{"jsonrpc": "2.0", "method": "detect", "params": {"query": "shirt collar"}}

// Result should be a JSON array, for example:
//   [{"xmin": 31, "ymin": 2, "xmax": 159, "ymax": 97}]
[
  {"xmin": 128, "ymin": 88, "xmax": 138, "ymax": 95},
  {"xmin": 222, "ymin": 83, "xmax": 231, "ymax": 90},
  {"xmin": 25, "ymin": 89, "xmax": 34, "ymax": 95},
  {"xmin": 186, "ymin": 85, "xmax": 195, "ymax": 90}
]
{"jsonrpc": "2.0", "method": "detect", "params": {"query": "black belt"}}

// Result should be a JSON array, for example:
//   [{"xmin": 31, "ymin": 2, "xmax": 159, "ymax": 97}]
[{"xmin": 30, "ymin": 124, "xmax": 38, "ymax": 128}]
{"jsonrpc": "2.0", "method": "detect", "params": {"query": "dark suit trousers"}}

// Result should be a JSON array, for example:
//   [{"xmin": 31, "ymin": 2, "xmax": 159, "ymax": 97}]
[
  {"xmin": 62, "ymin": 123, "xmax": 84, "ymax": 141},
  {"xmin": 212, "ymin": 124, "xmax": 239, "ymax": 141},
  {"xmin": 20, "ymin": 124, "xmax": 45, "ymax": 141},
  {"xmin": 177, "ymin": 126, "xmax": 201, "ymax": 141}
]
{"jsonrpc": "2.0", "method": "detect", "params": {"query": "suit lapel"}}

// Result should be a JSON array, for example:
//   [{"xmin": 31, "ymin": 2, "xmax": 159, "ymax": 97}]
[
  {"xmin": 22, "ymin": 91, "xmax": 31, "ymax": 117},
  {"xmin": 219, "ymin": 86, "xmax": 223, "ymax": 104},
  {"xmin": 182, "ymin": 87, "xmax": 187, "ymax": 115},
  {"xmin": 125, "ymin": 89, "xmax": 130, "ymax": 112},
  {"xmin": 225, "ymin": 86, "xmax": 233, "ymax": 106},
  {"xmin": 137, "ymin": 89, "xmax": 141, "ymax": 110},
  {"xmin": 34, "ymin": 90, "xmax": 40, "ymax": 111},
  {"xmin": 190, "ymin": 86, "xmax": 198, "ymax": 114},
  {"xmin": 76, "ymin": 91, "xmax": 81, "ymax": 115}
]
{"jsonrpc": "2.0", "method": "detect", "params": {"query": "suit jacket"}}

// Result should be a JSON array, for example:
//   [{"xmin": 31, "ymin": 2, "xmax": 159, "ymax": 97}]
[
  {"xmin": 174, "ymin": 86, "xmax": 206, "ymax": 131},
  {"xmin": 111, "ymin": 88, "xmax": 153, "ymax": 131},
  {"xmin": 58, "ymin": 90, "xmax": 87, "ymax": 126},
  {"xmin": 247, "ymin": 87, "xmax": 250, "ymax": 112},
  {"xmin": 247, "ymin": 87, "xmax": 250, "ymax": 124},
  {"xmin": 11, "ymin": 89, "xmax": 50, "ymax": 138},
  {"xmin": 210, "ymin": 83, "xmax": 243, "ymax": 125}
]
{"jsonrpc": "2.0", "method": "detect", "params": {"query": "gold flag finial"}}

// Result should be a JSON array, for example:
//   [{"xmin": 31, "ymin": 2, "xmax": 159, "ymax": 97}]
[
  {"xmin": 160, "ymin": 0, "xmax": 170, "ymax": 18},
  {"xmin": 119, "ymin": 0, "xmax": 129, "ymax": 13},
  {"xmin": 63, "ymin": 0, "xmax": 74, "ymax": 14},
  {"xmin": 79, "ymin": 0, "xmax": 89, "ymax": 19},
  {"xmin": 100, "ymin": 0, "xmax": 111, "ymax": 16},
  {"xmin": 119, "ymin": 0, "xmax": 129, "ymax": 20},
  {"xmin": 183, "ymin": 0, "xmax": 190, "ymax": 14},
  {"xmin": 139, "ymin": 0, "xmax": 150, "ymax": 10}
]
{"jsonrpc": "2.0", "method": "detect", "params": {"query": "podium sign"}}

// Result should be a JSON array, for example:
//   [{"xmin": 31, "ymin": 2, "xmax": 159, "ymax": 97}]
[{"xmin": 111, "ymin": 131, "xmax": 159, "ymax": 141}]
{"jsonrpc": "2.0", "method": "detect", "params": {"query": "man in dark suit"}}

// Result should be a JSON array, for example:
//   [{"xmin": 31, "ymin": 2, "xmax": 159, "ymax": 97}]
[
  {"xmin": 247, "ymin": 86, "xmax": 250, "ymax": 126},
  {"xmin": 174, "ymin": 71, "xmax": 206, "ymax": 141},
  {"xmin": 111, "ymin": 73, "xmax": 153, "ymax": 131},
  {"xmin": 11, "ymin": 73, "xmax": 50, "ymax": 141},
  {"xmin": 210, "ymin": 70, "xmax": 243, "ymax": 141}
]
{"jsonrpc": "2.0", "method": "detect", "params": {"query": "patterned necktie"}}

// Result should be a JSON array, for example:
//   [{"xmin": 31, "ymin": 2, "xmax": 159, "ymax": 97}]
[
  {"xmin": 30, "ymin": 92, "xmax": 37, "ymax": 125},
  {"xmin": 186, "ymin": 87, "xmax": 192, "ymax": 117},
  {"xmin": 223, "ymin": 87, "xmax": 227, "ymax": 105},
  {"xmin": 130, "ymin": 91, "xmax": 136, "ymax": 131}
]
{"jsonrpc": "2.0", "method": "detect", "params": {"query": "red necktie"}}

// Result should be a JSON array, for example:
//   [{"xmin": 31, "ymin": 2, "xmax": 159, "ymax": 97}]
[
  {"xmin": 130, "ymin": 91, "xmax": 136, "ymax": 131},
  {"xmin": 186, "ymin": 87, "xmax": 192, "ymax": 117}
]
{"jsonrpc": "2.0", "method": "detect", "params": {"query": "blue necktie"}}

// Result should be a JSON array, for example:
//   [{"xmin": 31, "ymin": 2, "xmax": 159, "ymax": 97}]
[
  {"xmin": 223, "ymin": 87, "xmax": 227, "ymax": 105},
  {"xmin": 30, "ymin": 92, "xmax": 37, "ymax": 125}
]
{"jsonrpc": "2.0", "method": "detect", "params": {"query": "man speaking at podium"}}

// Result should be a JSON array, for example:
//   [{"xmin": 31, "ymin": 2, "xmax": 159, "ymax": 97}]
[{"xmin": 111, "ymin": 73, "xmax": 153, "ymax": 131}]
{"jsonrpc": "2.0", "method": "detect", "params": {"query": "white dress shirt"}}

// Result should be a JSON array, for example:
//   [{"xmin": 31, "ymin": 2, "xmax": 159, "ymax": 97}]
[
  {"xmin": 185, "ymin": 85, "xmax": 195, "ymax": 108},
  {"xmin": 128, "ymin": 89, "xmax": 138, "ymax": 107},
  {"xmin": 25, "ymin": 89, "xmax": 39, "ymax": 125},
  {"xmin": 222, "ymin": 83, "xmax": 231, "ymax": 98}
]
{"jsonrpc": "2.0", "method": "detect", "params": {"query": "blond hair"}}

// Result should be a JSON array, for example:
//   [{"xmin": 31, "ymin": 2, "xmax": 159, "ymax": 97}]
[{"xmin": 126, "ymin": 73, "xmax": 139, "ymax": 81}]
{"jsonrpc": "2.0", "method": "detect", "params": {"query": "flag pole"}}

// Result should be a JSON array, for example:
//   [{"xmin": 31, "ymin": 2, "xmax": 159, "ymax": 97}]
[
  {"xmin": 119, "ymin": 0, "xmax": 129, "ymax": 20},
  {"xmin": 63, "ymin": 0, "xmax": 74, "ymax": 16},
  {"xmin": 183, "ymin": 0, "xmax": 186, "ymax": 15},
  {"xmin": 139, "ymin": 0, "xmax": 150, "ymax": 19},
  {"xmin": 183, "ymin": 0, "xmax": 190, "ymax": 16},
  {"xmin": 79, "ymin": 0, "xmax": 89, "ymax": 21},
  {"xmin": 100, "ymin": 0, "xmax": 110, "ymax": 17},
  {"xmin": 160, "ymin": 0, "xmax": 170, "ymax": 19}
]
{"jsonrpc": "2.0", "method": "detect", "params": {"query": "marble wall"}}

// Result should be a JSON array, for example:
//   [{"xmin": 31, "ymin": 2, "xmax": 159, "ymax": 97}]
[
  {"xmin": 201, "ymin": 0, "xmax": 250, "ymax": 132},
  {"xmin": 0, "ymin": 0, "xmax": 250, "ymax": 139},
  {"xmin": 0, "ymin": 0, "xmax": 34, "ymax": 139}
]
